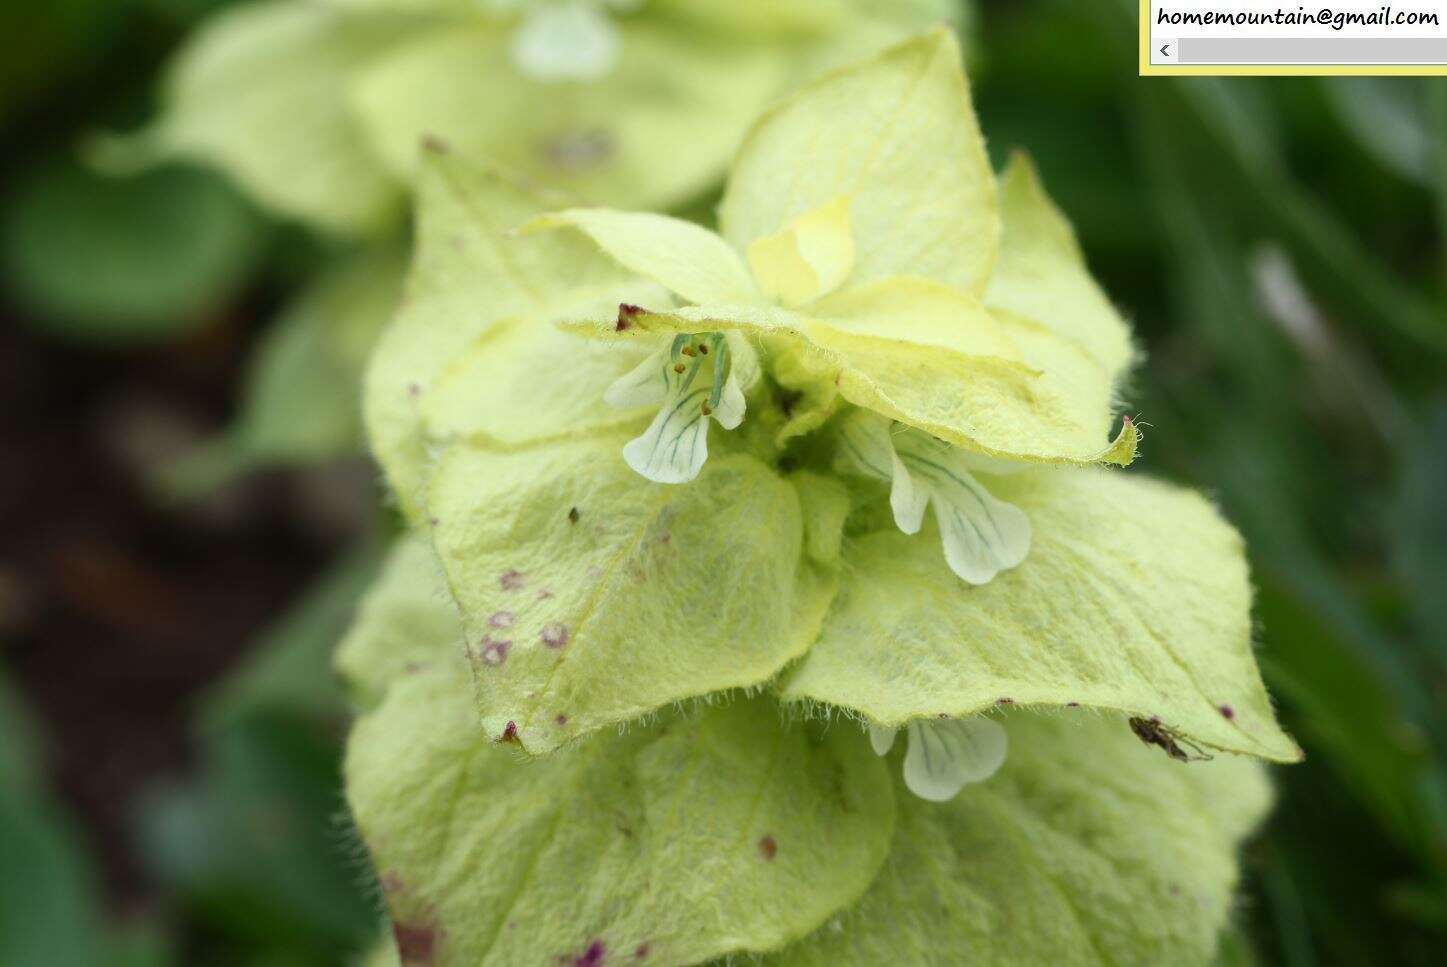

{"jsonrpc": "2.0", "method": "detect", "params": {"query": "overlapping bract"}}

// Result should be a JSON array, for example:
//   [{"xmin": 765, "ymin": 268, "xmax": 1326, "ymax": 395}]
[
  {"xmin": 340, "ymin": 533, "xmax": 1275, "ymax": 966},
  {"xmin": 119, "ymin": 0, "xmax": 955, "ymax": 235},
  {"xmin": 341, "ymin": 26, "xmax": 1296, "ymax": 966}
]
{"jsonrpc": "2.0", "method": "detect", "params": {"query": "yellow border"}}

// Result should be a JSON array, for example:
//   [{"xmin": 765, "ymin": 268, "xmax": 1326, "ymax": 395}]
[{"xmin": 1139, "ymin": 1, "xmax": 1447, "ymax": 75}]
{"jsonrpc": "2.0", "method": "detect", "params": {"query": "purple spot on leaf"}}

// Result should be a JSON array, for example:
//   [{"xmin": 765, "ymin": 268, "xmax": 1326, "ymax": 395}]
[
  {"xmin": 573, "ymin": 940, "xmax": 606, "ymax": 967},
  {"xmin": 634, "ymin": 943, "xmax": 650, "ymax": 960},
  {"xmin": 489, "ymin": 611, "xmax": 514, "ymax": 629},
  {"xmin": 500, "ymin": 569, "xmax": 526, "ymax": 591},
  {"xmin": 541, "ymin": 623, "xmax": 569, "ymax": 649},
  {"xmin": 500, "ymin": 721, "xmax": 518, "ymax": 743},
  {"xmin": 1219, "ymin": 704, "xmax": 1235, "ymax": 720},
  {"xmin": 480, "ymin": 636, "xmax": 511, "ymax": 666},
  {"xmin": 537, "ymin": 589, "xmax": 554, "ymax": 601}
]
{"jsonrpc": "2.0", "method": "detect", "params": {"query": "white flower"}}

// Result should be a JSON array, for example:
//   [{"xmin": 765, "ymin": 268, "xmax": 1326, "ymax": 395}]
[
  {"xmin": 508, "ymin": 0, "xmax": 636, "ymax": 82},
  {"xmin": 870, "ymin": 717, "xmax": 1008, "ymax": 802},
  {"xmin": 837, "ymin": 410, "xmax": 1031, "ymax": 585},
  {"xmin": 604, "ymin": 330, "xmax": 758, "ymax": 484}
]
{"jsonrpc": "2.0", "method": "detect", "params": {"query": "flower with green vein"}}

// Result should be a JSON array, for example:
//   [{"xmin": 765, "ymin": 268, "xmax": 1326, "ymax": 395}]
[
  {"xmin": 836, "ymin": 409, "xmax": 1031, "ymax": 584},
  {"xmin": 604, "ymin": 328, "xmax": 759, "ymax": 482}
]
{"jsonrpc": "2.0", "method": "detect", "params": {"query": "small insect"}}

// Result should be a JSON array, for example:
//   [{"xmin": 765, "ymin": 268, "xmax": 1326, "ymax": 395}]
[{"xmin": 1128, "ymin": 717, "xmax": 1213, "ymax": 762}]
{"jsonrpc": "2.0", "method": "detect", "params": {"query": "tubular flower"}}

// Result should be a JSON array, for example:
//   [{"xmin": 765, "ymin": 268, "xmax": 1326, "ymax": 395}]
[
  {"xmin": 835, "ymin": 409, "xmax": 1030, "ymax": 585},
  {"xmin": 344, "ymin": 28, "xmax": 1300, "ymax": 967},
  {"xmin": 869, "ymin": 715, "xmax": 1009, "ymax": 802}
]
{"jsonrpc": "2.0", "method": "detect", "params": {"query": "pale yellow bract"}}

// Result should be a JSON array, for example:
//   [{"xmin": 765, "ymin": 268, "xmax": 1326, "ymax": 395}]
[
  {"xmin": 341, "ymin": 24, "xmax": 1297, "ymax": 965},
  {"xmin": 340, "ymin": 533, "xmax": 1275, "ymax": 966},
  {"xmin": 539, "ymin": 28, "xmax": 1139, "ymax": 467}
]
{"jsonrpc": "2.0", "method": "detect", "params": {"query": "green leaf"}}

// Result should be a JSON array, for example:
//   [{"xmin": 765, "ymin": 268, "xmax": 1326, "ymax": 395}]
[
  {"xmin": 426, "ymin": 437, "xmax": 835, "ymax": 753},
  {"xmin": 138, "ymin": 713, "xmax": 377, "ymax": 957},
  {"xmin": 117, "ymin": 0, "xmax": 407, "ymax": 235},
  {"xmin": 363, "ymin": 152, "xmax": 646, "ymax": 522},
  {"xmin": 345, "ymin": 657, "xmax": 895, "ymax": 965},
  {"xmin": 720, "ymin": 28, "xmax": 998, "ymax": 296},
  {"xmin": 764, "ymin": 710, "xmax": 1274, "ymax": 967},
  {"xmin": 986, "ymin": 152, "xmax": 1135, "ymax": 381},
  {"xmin": 420, "ymin": 316, "xmax": 655, "ymax": 451},
  {"xmin": 2, "ymin": 161, "xmax": 259, "ymax": 340},
  {"xmin": 335, "ymin": 533, "xmax": 464, "ymax": 711},
  {"xmin": 0, "ymin": 674, "xmax": 171, "ymax": 967},
  {"xmin": 1322, "ymin": 78, "xmax": 1432, "ymax": 185},
  {"xmin": 351, "ymin": 19, "xmax": 787, "ymax": 211},
  {"xmin": 780, "ymin": 468, "xmax": 1299, "ymax": 762},
  {"xmin": 526, "ymin": 209, "xmax": 758, "ymax": 304}
]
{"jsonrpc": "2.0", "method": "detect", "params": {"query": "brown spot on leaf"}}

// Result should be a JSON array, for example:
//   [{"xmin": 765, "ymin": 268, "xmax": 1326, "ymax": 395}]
[
  {"xmin": 500, "ymin": 569, "xmax": 526, "ymax": 591},
  {"xmin": 758, "ymin": 835, "xmax": 777, "ymax": 860},
  {"xmin": 541, "ymin": 623, "xmax": 569, "ymax": 649},
  {"xmin": 421, "ymin": 133, "xmax": 450, "ymax": 154},
  {"xmin": 545, "ymin": 128, "xmax": 614, "ymax": 170},
  {"xmin": 393, "ymin": 922, "xmax": 437, "ymax": 964},
  {"xmin": 634, "ymin": 943, "xmax": 650, "ymax": 960},
  {"xmin": 555, "ymin": 713, "xmax": 568, "ymax": 725},
  {"xmin": 616, "ymin": 303, "xmax": 643, "ymax": 330},
  {"xmin": 996, "ymin": 697, "xmax": 1015, "ymax": 705},
  {"xmin": 569, "ymin": 506, "xmax": 580, "ymax": 524}
]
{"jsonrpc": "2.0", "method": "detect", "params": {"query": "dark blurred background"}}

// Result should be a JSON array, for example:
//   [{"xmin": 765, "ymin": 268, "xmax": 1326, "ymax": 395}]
[{"xmin": 1, "ymin": 1, "xmax": 1444, "ymax": 964}]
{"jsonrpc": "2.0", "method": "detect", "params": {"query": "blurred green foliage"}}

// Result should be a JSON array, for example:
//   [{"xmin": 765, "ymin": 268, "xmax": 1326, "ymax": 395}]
[
  {"xmin": 1, "ymin": 0, "xmax": 1444, "ymax": 965},
  {"xmin": 0, "ymin": 0, "xmax": 261, "ymax": 343},
  {"xmin": 3, "ymin": 161, "xmax": 262, "ymax": 341},
  {"xmin": 0, "ymin": 675, "xmax": 172, "ymax": 967}
]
